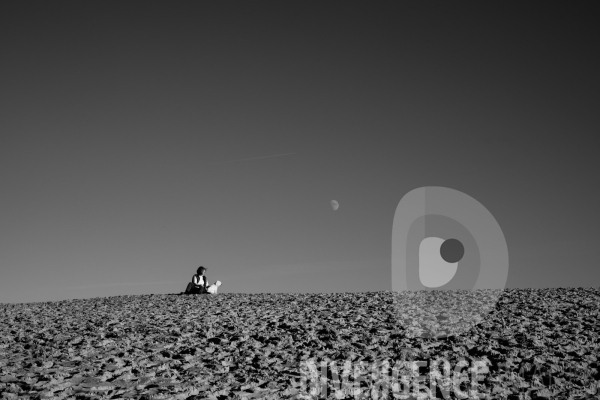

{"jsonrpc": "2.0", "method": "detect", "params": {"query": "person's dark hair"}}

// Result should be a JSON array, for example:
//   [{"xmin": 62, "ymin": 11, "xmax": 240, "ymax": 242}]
[{"xmin": 197, "ymin": 266, "xmax": 206, "ymax": 275}]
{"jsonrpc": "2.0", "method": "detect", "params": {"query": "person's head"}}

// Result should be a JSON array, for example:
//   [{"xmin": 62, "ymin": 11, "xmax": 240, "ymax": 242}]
[{"xmin": 197, "ymin": 266, "xmax": 206, "ymax": 275}]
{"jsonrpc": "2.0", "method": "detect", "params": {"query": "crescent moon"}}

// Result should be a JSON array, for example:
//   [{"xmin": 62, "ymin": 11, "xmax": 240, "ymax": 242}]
[{"xmin": 331, "ymin": 200, "xmax": 339, "ymax": 211}]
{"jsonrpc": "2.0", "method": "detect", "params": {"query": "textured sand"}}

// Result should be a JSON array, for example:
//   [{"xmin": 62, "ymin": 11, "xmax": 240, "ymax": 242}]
[{"xmin": 1, "ymin": 288, "xmax": 599, "ymax": 399}]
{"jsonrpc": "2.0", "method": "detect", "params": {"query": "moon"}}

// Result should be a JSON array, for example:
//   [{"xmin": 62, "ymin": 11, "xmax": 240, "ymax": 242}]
[{"xmin": 331, "ymin": 200, "xmax": 339, "ymax": 211}]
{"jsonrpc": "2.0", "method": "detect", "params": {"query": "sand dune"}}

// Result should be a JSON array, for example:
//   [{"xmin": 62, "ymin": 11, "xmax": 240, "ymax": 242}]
[{"xmin": 1, "ymin": 288, "xmax": 599, "ymax": 399}]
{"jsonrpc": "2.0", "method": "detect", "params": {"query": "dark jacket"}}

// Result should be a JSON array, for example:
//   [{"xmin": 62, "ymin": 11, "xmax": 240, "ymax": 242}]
[{"xmin": 192, "ymin": 274, "xmax": 208, "ymax": 293}]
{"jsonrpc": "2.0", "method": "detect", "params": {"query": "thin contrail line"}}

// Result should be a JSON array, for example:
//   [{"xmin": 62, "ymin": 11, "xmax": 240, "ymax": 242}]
[
  {"xmin": 212, "ymin": 152, "xmax": 296, "ymax": 164},
  {"xmin": 57, "ymin": 281, "xmax": 184, "ymax": 289}
]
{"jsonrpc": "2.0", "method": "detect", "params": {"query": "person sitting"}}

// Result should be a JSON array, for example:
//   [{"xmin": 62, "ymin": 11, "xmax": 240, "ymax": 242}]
[
  {"xmin": 185, "ymin": 266, "xmax": 208, "ymax": 294},
  {"xmin": 207, "ymin": 280, "xmax": 222, "ymax": 294}
]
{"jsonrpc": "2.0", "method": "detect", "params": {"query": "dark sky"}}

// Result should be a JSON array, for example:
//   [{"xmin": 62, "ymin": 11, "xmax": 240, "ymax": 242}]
[{"xmin": 1, "ymin": 2, "xmax": 599, "ymax": 303}]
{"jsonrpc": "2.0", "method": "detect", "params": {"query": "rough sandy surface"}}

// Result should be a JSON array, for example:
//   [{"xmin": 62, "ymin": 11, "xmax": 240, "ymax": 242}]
[{"xmin": 1, "ymin": 288, "xmax": 599, "ymax": 399}]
